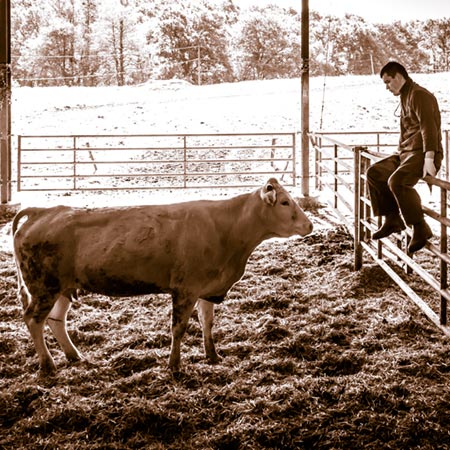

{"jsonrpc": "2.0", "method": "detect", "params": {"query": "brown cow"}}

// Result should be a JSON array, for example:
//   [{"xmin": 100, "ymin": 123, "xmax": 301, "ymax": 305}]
[{"xmin": 12, "ymin": 178, "xmax": 313, "ymax": 375}]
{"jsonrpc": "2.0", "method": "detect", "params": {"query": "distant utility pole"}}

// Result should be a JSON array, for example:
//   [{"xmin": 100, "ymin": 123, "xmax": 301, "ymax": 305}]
[
  {"xmin": 0, "ymin": 0, "xmax": 12, "ymax": 204},
  {"xmin": 197, "ymin": 45, "xmax": 201, "ymax": 86},
  {"xmin": 301, "ymin": 0, "xmax": 309, "ymax": 197}
]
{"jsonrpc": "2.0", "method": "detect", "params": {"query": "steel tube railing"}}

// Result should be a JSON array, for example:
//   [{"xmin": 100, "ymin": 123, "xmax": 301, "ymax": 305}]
[
  {"xmin": 310, "ymin": 130, "xmax": 450, "ymax": 335},
  {"xmin": 17, "ymin": 132, "xmax": 296, "ymax": 191}
]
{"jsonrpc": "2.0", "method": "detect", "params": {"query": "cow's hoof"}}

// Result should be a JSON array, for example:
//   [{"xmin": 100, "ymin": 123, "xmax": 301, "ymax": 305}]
[
  {"xmin": 67, "ymin": 353, "xmax": 82, "ymax": 363},
  {"xmin": 39, "ymin": 360, "xmax": 57, "ymax": 376},
  {"xmin": 168, "ymin": 363, "xmax": 180, "ymax": 373},
  {"xmin": 207, "ymin": 354, "xmax": 221, "ymax": 365},
  {"xmin": 169, "ymin": 367, "xmax": 183, "ymax": 381},
  {"xmin": 37, "ymin": 367, "xmax": 58, "ymax": 386}
]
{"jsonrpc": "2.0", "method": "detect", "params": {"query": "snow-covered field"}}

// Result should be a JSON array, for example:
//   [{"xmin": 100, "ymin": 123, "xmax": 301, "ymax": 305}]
[{"xmin": 13, "ymin": 73, "xmax": 450, "ymax": 137}]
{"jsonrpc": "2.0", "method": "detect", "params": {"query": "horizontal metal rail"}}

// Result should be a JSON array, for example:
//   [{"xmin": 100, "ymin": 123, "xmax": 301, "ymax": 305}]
[
  {"xmin": 17, "ymin": 133, "xmax": 297, "ymax": 191},
  {"xmin": 310, "ymin": 130, "xmax": 450, "ymax": 179},
  {"xmin": 310, "ymin": 130, "xmax": 450, "ymax": 336}
]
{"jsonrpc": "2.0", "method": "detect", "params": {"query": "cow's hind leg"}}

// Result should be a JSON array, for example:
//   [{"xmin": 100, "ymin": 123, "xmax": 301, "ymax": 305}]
[
  {"xmin": 16, "ymin": 265, "xmax": 30, "ymax": 311},
  {"xmin": 24, "ymin": 295, "xmax": 58, "ymax": 375},
  {"xmin": 47, "ymin": 294, "xmax": 82, "ymax": 364},
  {"xmin": 169, "ymin": 293, "xmax": 198, "ymax": 372},
  {"xmin": 197, "ymin": 299, "xmax": 220, "ymax": 364}
]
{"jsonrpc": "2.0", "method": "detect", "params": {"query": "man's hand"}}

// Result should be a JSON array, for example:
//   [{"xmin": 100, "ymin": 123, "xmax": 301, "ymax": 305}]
[{"xmin": 423, "ymin": 152, "xmax": 437, "ymax": 178}]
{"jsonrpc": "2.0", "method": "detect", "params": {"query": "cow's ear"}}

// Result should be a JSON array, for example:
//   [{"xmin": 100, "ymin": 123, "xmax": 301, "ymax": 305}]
[{"xmin": 261, "ymin": 181, "xmax": 277, "ymax": 206}]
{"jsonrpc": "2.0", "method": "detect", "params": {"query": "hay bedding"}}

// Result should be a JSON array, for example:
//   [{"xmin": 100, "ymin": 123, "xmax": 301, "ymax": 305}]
[{"xmin": 1, "ymin": 205, "xmax": 450, "ymax": 450}]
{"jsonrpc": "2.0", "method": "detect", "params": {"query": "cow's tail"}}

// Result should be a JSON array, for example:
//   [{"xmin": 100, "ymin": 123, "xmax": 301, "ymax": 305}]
[{"xmin": 11, "ymin": 207, "xmax": 45, "ymax": 236}]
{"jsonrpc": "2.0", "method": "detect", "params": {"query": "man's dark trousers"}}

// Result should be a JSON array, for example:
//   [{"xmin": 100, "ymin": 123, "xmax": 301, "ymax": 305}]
[{"xmin": 366, "ymin": 150, "xmax": 427, "ymax": 226}]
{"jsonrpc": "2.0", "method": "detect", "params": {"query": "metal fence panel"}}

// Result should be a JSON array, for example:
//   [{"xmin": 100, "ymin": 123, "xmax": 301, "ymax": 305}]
[
  {"xmin": 17, "ymin": 133, "xmax": 296, "ymax": 191},
  {"xmin": 311, "ymin": 130, "xmax": 450, "ymax": 336}
]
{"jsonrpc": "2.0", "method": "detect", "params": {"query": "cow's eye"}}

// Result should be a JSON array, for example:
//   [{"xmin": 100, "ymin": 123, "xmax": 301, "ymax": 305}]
[{"xmin": 281, "ymin": 200, "xmax": 289, "ymax": 206}]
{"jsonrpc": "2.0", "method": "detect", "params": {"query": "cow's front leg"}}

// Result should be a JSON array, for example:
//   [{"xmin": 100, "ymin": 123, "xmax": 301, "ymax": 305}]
[
  {"xmin": 197, "ymin": 299, "xmax": 220, "ymax": 364},
  {"xmin": 169, "ymin": 293, "xmax": 197, "ymax": 372}
]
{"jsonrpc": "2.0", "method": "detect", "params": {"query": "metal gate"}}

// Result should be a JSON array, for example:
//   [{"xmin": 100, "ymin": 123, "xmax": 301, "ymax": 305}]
[
  {"xmin": 17, "ymin": 132, "xmax": 297, "ymax": 192},
  {"xmin": 310, "ymin": 130, "xmax": 450, "ymax": 337}
]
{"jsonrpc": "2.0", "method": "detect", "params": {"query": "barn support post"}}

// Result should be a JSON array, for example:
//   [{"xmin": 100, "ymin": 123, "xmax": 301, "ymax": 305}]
[
  {"xmin": 0, "ymin": 0, "xmax": 12, "ymax": 204},
  {"xmin": 301, "ymin": 0, "xmax": 309, "ymax": 197}
]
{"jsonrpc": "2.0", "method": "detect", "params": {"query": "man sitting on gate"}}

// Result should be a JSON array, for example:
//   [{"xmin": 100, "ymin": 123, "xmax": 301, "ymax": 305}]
[{"xmin": 366, "ymin": 61, "xmax": 443, "ymax": 253}]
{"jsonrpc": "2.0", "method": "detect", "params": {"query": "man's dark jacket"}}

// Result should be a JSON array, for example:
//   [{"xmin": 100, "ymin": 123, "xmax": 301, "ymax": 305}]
[{"xmin": 399, "ymin": 78, "xmax": 443, "ymax": 160}]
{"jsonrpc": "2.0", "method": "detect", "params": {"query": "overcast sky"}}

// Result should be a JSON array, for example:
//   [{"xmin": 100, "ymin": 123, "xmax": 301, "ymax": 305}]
[{"xmin": 234, "ymin": 0, "xmax": 450, "ymax": 23}]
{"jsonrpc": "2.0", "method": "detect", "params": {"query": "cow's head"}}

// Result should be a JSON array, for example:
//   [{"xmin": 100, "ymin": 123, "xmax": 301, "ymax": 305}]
[{"xmin": 260, "ymin": 178, "xmax": 313, "ymax": 237}]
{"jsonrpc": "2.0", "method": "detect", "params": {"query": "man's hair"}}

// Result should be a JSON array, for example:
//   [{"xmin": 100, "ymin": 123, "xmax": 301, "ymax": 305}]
[{"xmin": 380, "ymin": 61, "xmax": 409, "ymax": 79}]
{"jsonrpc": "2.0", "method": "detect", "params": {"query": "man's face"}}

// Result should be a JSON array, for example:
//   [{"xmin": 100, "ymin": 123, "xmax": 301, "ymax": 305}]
[{"xmin": 381, "ymin": 72, "xmax": 405, "ymax": 96}]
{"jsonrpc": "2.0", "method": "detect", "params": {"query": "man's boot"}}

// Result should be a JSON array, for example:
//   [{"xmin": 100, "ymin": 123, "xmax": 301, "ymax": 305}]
[
  {"xmin": 408, "ymin": 220, "xmax": 432, "ymax": 253},
  {"xmin": 373, "ymin": 213, "xmax": 406, "ymax": 240}
]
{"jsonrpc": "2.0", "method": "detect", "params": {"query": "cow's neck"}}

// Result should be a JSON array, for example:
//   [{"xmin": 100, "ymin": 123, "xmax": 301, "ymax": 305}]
[{"xmin": 226, "ymin": 191, "xmax": 273, "ymax": 256}]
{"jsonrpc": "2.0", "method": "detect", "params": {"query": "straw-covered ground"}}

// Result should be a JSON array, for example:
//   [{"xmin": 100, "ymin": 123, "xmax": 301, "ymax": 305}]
[{"xmin": 1, "ymin": 202, "xmax": 450, "ymax": 450}]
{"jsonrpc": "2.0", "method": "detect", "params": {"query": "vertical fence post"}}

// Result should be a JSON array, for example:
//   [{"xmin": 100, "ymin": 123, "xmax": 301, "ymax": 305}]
[
  {"xmin": 445, "ymin": 130, "xmax": 449, "ymax": 181},
  {"xmin": 17, "ymin": 135, "xmax": 21, "ymax": 192},
  {"xmin": 183, "ymin": 135, "xmax": 187, "ymax": 188},
  {"xmin": 440, "ymin": 186, "xmax": 448, "ymax": 325},
  {"xmin": 354, "ymin": 146, "xmax": 363, "ymax": 270},
  {"xmin": 73, "ymin": 136, "xmax": 77, "ymax": 190},
  {"xmin": 292, "ymin": 133, "xmax": 296, "ymax": 186},
  {"xmin": 362, "ymin": 157, "xmax": 371, "ymax": 241},
  {"xmin": 318, "ymin": 136, "xmax": 322, "ymax": 190},
  {"xmin": 270, "ymin": 137, "xmax": 277, "ymax": 170},
  {"xmin": 312, "ymin": 134, "xmax": 318, "ymax": 190},
  {"xmin": 310, "ymin": 133, "xmax": 320, "ymax": 191},
  {"xmin": 334, "ymin": 144, "xmax": 338, "ymax": 209}
]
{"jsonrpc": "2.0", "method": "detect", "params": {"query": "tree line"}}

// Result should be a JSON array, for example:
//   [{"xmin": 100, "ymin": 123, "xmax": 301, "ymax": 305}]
[{"xmin": 11, "ymin": 0, "xmax": 450, "ymax": 87}]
